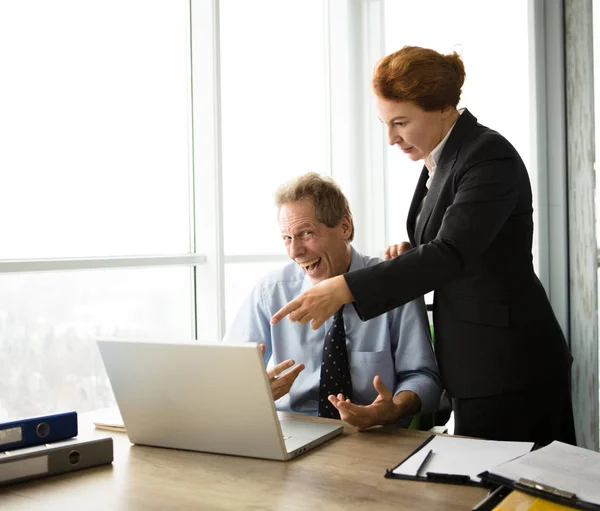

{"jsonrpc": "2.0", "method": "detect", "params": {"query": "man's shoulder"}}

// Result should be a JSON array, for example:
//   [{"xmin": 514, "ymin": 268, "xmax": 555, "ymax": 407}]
[
  {"xmin": 253, "ymin": 261, "xmax": 305, "ymax": 293},
  {"xmin": 349, "ymin": 247, "xmax": 384, "ymax": 272}
]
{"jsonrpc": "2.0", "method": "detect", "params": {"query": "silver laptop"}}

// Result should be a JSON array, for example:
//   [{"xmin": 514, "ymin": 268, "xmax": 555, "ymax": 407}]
[{"xmin": 96, "ymin": 339, "xmax": 343, "ymax": 461}]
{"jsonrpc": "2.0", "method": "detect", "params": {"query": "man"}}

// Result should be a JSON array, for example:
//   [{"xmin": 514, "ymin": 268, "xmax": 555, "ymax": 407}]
[{"xmin": 224, "ymin": 173, "xmax": 441, "ymax": 430}]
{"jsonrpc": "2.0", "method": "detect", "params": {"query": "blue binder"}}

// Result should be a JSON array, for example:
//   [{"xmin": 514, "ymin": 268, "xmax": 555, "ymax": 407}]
[{"xmin": 0, "ymin": 411, "xmax": 78, "ymax": 450}]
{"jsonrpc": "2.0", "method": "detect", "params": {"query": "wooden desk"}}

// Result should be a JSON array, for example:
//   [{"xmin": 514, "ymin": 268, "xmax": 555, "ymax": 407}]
[{"xmin": 0, "ymin": 414, "xmax": 487, "ymax": 510}]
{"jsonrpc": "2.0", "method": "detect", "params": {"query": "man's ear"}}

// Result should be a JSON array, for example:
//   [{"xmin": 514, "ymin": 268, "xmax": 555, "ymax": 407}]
[{"xmin": 340, "ymin": 215, "xmax": 352, "ymax": 239}]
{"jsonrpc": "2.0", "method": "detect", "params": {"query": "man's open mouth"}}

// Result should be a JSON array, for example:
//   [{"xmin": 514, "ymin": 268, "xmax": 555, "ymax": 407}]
[{"xmin": 300, "ymin": 257, "xmax": 321, "ymax": 274}]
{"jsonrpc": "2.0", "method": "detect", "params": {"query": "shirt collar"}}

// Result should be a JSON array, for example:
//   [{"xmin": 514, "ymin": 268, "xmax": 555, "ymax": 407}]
[
  {"xmin": 301, "ymin": 246, "xmax": 362, "ymax": 292},
  {"xmin": 424, "ymin": 108, "xmax": 464, "ymax": 187}
]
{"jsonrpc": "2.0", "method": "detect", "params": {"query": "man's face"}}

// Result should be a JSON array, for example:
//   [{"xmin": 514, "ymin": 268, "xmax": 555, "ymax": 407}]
[
  {"xmin": 376, "ymin": 97, "xmax": 449, "ymax": 162},
  {"xmin": 279, "ymin": 199, "xmax": 351, "ymax": 285}
]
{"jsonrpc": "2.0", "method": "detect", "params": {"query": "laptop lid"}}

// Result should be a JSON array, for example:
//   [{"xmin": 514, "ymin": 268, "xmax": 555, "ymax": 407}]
[{"xmin": 96, "ymin": 339, "xmax": 342, "ymax": 461}]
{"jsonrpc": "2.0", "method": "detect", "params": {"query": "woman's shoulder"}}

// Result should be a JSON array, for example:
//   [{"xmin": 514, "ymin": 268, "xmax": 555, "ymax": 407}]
[{"xmin": 459, "ymin": 111, "xmax": 520, "ymax": 158}]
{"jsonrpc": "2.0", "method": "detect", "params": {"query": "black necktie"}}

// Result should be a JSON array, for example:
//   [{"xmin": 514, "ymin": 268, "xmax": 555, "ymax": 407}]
[{"xmin": 318, "ymin": 306, "xmax": 352, "ymax": 419}]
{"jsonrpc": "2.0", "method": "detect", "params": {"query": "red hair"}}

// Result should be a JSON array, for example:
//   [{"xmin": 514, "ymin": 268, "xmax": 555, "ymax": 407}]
[{"xmin": 372, "ymin": 46, "xmax": 465, "ymax": 111}]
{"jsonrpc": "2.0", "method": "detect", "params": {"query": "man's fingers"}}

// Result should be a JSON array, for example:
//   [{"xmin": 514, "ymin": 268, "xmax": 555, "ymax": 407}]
[
  {"xmin": 373, "ymin": 375, "xmax": 393, "ymax": 400},
  {"xmin": 271, "ymin": 362, "xmax": 304, "ymax": 385},
  {"xmin": 329, "ymin": 394, "xmax": 359, "ymax": 416},
  {"xmin": 259, "ymin": 343, "xmax": 266, "ymax": 356},
  {"xmin": 281, "ymin": 363, "xmax": 305, "ymax": 382},
  {"xmin": 271, "ymin": 359, "xmax": 295, "ymax": 378}
]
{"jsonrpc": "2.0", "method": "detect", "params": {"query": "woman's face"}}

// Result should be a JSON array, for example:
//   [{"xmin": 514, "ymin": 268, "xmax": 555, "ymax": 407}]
[{"xmin": 376, "ymin": 97, "xmax": 452, "ymax": 162}]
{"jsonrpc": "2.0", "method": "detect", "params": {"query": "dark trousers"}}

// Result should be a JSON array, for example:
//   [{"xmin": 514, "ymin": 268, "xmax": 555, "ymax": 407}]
[{"xmin": 452, "ymin": 374, "xmax": 576, "ymax": 446}]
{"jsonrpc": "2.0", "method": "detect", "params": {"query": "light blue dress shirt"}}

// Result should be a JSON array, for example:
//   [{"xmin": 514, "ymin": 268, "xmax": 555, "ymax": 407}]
[{"xmin": 224, "ymin": 246, "xmax": 442, "ymax": 425}]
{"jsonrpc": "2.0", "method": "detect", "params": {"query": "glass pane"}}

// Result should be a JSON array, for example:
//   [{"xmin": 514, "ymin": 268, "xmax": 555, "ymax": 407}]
[
  {"xmin": 0, "ymin": 267, "xmax": 193, "ymax": 420},
  {"xmin": 383, "ymin": 1, "xmax": 531, "ymax": 249},
  {"xmin": 220, "ymin": 0, "xmax": 328, "ymax": 255},
  {"xmin": 0, "ymin": 0, "xmax": 191, "ymax": 258},
  {"xmin": 224, "ymin": 261, "xmax": 288, "ymax": 331}
]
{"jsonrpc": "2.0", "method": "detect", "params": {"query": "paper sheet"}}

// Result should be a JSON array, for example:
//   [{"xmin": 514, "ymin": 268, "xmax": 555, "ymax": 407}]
[
  {"xmin": 92, "ymin": 406, "xmax": 125, "ymax": 432},
  {"xmin": 488, "ymin": 441, "xmax": 600, "ymax": 505}
]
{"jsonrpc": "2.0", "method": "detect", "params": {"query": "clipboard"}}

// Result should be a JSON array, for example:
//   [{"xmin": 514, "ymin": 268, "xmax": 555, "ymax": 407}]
[
  {"xmin": 478, "ymin": 441, "xmax": 600, "ymax": 511},
  {"xmin": 385, "ymin": 434, "xmax": 534, "ymax": 487}
]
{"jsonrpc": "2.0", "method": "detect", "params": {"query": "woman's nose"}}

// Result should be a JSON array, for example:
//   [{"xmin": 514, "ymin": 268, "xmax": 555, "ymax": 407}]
[{"xmin": 387, "ymin": 125, "xmax": 401, "ymax": 146}]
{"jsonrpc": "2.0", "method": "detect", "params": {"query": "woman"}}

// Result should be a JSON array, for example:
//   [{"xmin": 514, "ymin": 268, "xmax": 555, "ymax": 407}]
[{"xmin": 271, "ymin": 46, "xmax": 575, "ymax": 445}]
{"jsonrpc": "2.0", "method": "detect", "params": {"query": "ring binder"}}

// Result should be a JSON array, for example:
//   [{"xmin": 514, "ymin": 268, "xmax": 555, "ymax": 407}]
[
  {"xmin": 516, "ymin": 478, "xmax": 576, "ymax": 500},
  {"xmin": 0, "ymin": 412, "xmax": 78, "ymax": 451},
  {"xmin": 0, "ymin": 437, "xmax": 113, "ymax": 486}
]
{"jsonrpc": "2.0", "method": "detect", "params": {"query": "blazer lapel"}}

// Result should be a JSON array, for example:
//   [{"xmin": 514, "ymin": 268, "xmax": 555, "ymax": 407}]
[
  {"xmin": 407, "ymin": 167, "xmax": 429, "ymax": 246},
  {"xmin": 414, "ymin": 159, "xmax": 454, "ymax": 244},
  {"xmin": 413, "ymin": 109, "xmax": 478, "ymax": 244}
]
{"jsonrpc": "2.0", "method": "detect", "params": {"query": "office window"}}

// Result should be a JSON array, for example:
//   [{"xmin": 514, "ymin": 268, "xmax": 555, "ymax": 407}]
[
  {"xmin": 218, "ymin": 0, "xmax": 329, "ymax": 327},
  {"xmin": 0, "ymin": 268, "xmax": 193, "ymax": 419},
  {"xmin": 219, "ymin": 0, "xmax": 329, "ymax": 256},
  {"xmin": 0, "ymin": 0, "xmax": 191, "ymax": 259},
  {"xmin": 0, "ymin": 0, "xmax": 193, "ymax": 419}
]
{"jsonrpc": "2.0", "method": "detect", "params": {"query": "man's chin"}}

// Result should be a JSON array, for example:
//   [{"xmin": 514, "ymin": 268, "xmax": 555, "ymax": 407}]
[
  {"xmin": 306, "ymin": 271, "xmax": 329, "ymax": 285},
  {"xmin": 308, "ymin": 276, "xmax": 324, "ymax": 285}
]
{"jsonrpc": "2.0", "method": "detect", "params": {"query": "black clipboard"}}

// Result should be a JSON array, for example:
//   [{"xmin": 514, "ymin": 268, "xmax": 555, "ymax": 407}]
[
  {"xmin": 478, "ymin": 471, "xmax": 600, "ymax": 511},
  {"xmin": 385, "ymin": 435, "xmax": 481, "ymax": 486},
  {"xmin": 384, "ymin": 434, "xmax": 535, "ymax": 488},
  {"xmin": 476, "ymin": 440, "xmax": 600, "ymax": 511}
]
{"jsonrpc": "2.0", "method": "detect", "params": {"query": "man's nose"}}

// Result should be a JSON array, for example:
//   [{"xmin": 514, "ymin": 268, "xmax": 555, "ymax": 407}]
[{"xmin": 289, "ymin": 238, "xmax": 305, "ymax": 259}]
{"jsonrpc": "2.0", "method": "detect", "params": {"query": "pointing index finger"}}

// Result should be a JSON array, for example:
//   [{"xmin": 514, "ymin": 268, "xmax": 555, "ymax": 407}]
[{"xmin": 270, "ymin": 297, "xmax": 301, "ymax": 325}]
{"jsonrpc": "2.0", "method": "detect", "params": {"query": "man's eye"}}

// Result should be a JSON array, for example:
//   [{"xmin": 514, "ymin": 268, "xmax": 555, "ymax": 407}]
[
  {"xmin": 303, "ymin": 231, "xmax": 313, "ymax": 236},
  {"xmin": 394, "ymin": 121, "xmax": 406, "ymax": 127}
]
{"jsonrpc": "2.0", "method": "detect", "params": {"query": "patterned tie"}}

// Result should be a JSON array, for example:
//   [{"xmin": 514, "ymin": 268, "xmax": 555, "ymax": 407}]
[{"xmin": 318, "ymin": 306, "xmax": 353, "ymax": 419}]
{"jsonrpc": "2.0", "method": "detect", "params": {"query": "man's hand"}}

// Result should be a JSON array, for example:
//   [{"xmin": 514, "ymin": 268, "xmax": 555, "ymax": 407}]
[
  {"xmin": 384, "ymin": 241, "xmax": 412, "ymax": 260},
  {"xmin": 328, "ymin": 376, "xmax": 421, "ymax": 431},
  {"xmin": 260, "ymin": 344, "xmax": 305, "ymax": 401},
  {"xmin": 270, "ymin": 275, "xmax": 353, "ymax": 330}
]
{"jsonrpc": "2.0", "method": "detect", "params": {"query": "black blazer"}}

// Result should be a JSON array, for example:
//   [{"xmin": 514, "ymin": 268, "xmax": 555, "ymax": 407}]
[{"xmin": 345, "ymin": 109, "xmax": 571, "ymax": 399}]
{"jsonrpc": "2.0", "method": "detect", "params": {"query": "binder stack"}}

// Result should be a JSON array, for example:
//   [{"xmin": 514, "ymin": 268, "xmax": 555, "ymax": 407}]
[{"xmin": 0, "ymin": 411, "xmax": 113, "ymax": 486}]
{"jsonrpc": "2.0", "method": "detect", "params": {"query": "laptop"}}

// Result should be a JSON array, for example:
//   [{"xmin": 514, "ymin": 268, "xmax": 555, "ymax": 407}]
[{"xmin": 96, "ymin": 339, "xmax": 343, "ymax": 461}]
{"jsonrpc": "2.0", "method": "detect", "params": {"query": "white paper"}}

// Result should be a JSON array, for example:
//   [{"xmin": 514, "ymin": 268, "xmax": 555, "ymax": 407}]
[
  {"xmin": 393, "ymin": 435, "xmax": 534, "ymax": 483},
  {"xmin": 488, "ymin": 441, "xmax": 600, "ymax": 505},
  {"xmin": 92, "ymin": 407, "xmax": 125, "ymax": 430}
]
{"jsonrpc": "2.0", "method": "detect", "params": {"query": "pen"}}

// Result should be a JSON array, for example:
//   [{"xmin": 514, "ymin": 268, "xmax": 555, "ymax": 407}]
[{"xmin": 415, "ymin": 449, "xmax": 434, "ymax": 478}]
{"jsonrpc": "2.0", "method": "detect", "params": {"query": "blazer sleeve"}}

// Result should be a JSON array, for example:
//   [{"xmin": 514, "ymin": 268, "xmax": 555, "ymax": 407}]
[{"xmin": 346, "ymin": 138, "xmax": 522, "ymax": 321}]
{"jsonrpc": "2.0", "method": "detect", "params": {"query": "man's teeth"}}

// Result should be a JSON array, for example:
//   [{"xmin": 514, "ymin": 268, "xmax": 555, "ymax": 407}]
[{"xmin": 302, "ymin": 258, "xmax": 320, "ymax": 269}]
